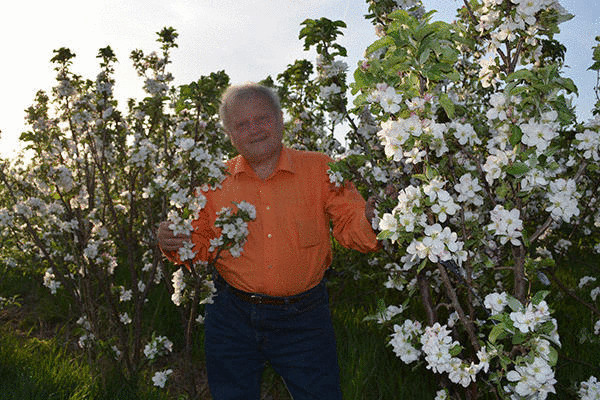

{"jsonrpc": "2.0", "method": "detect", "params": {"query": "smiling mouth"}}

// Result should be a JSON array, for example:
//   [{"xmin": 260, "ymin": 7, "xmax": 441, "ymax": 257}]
[{"xmin": 250, "ymin": 135, "xmax": 268, "ymax": 143}]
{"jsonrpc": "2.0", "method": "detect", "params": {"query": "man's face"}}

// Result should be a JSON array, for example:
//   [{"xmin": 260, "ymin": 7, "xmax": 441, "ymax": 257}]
[{"xmin": 225, "ymin": 95, "xmax": 284, "ymax": 166}]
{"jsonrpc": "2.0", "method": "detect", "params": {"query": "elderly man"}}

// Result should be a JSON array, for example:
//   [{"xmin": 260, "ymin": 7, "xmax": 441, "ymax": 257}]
[{"xmin": 158, "ymin": 83, "xmax": 379, "ymax": 399}]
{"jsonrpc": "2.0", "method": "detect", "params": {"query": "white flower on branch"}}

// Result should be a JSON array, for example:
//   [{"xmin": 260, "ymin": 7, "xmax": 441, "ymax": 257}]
[
  {"xmin": 576, "ymin": 129, "xmax": 600, "ymax": 161},
  {"xmin": 327, "ymin": 169, "xmax": 344, "ymax": 188},
  {"xmin": 377, "ymin": 305, "xmax": 404, "ymax": 324},
  {"xmin": 506, "ymin": 357, "xmax": 556, "ymax": 398},
  {"xmin": 484, "ymin": 292, "xmax": 507, "ymax": 315},
  {"xmin": 545, "ymin": 178, "xmax": 580, "ymax": 223},
  {"xmin": 319, "ymin": 83, "xmax": 341, "ymax": 101},
  {"xmin": 591, "ymin": 287, "xmax": 600, "ymax": 302},
  {"xmin": 579, "ymin": 376, "xmax": 600, "ymax": 400},
  {"xmin": 119, "ymin": 287, "xmax": 133, "ymax": 302},
  {"xmin": 520, "ymin": 120, "xmax": 558, "ymax": 156},
  {"xmin": 487, "ymin": 205, "xmax": 523, "ymax": 246},
  {"xmin": 578, "ymin": 276, "xmax": 597, "ymax": 289},
  {"xmin": 144, "ymin": 335, "xmax": 174, "ymax": 360},
  {"xmin": 450, "ymin": 122, "xmax": 481, "ymax": 147},
  {"xmin": 420, "ymin": 323, "xmax": 459, "ymax": 375},
  {"xmin": 43, "ymin": 268, "xmax": 61, "ymax": 294},
  {"xmin": 178, "ymin": 240, "xmax": 196, "ymax": 262},
  {"xmin": 119, "ymin": 312, "xmax": 132, "ymax": 325},
  {"xmin": 152, "ymin": 369, "xmax": 173, "ymax": 388},
  {"xmin": 171, "ymin": 267, "xmax": 186, "ymax": 306},
  {"xmin": 389, "ymin": 319, "xmax": 423, "ymax": 364},
  {"xmin": 378, "ymin": 86, "xmax": 402, "ymax": 114},
  {"xmin": 454, "ymin": 173, "xmax": 484, "ymax": 206}
]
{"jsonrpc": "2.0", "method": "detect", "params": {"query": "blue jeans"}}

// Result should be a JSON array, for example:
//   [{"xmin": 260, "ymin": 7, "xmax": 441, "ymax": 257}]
[{"xmin": 204, "ymin": 277, "xmax": 342, "ymax": 400}]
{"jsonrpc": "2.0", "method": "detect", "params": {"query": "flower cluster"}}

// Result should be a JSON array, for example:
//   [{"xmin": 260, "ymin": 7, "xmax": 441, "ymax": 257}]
[
  {"xmin": 43, "ymin": 268, "xmax": 61, "ymax": 294},
  {"xmin": 376, "ymin": 304, "xmax": 403, "ymax": 324},
  {"xmin": 327, "ymin": 168, "xmax": 344, "ymax": 188},
  {"xmin": 143, "ymin": 335, "xmax": 174, "ymax": 360},
  {"xmin": 316, "ymin": 55, "xmax": 348, "ymax": 79},
  {"xmin": 454, "ymin": 173, "xmax": 484, "ymax": 207},
  {"xmin": 171, "ymin": 267, "xmax": 186, "ymax": 306},
  {"xmin": 576, "ymin": 129, "xmax": 600, "ymax": 161},
  {"xmin": 369, "ymin": 84, "xmax": 403, "ymax": 114},
  {"xmin": 210, "ymin": 201, "xmax": 256, "ymax": 258},
  {"xmin": 152, "ymin": 369, "xmax": 173, "ymax": 388},
  {"xmin": 579, "ymin": 376, "xmax": 600, "ymax": 400},
  {"xmin": 506, "ymin": 356, "xmax": 557, "ymax": 399},
  {"xmin": 389, "ymin": 319, "xmax": 423, "ymax": 363},
  {"xmin": 484, "ymin": 292, "xmax": 508, "ymax": 315},
  {"xmin": 509, "ymin": 300, "xmax": 552, "ymax": 334},
  {"xmin": 545, "ymin": 178, "xmax": 580, "ymax": 223},
  {"xmin": 76, "ymin": 315, "xmax": 95, "ymax": 349},
  {"xmin": 520, "ymin": 111, "xmax": 560, "ymax": 154},
  {"xmin": 486, "ymin": 205, "xmax": 523, "ymax": 246},
  {"xmin": 406, "ymin": 223, "xmax": 464, "ymax": 264}
]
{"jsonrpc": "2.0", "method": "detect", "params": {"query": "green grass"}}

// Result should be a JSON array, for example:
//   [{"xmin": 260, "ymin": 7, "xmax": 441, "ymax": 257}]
[
  {"xmin": 0, "ymin": 328, "xmax": 170, "ymax": 400},
  {"xmin": 334, "ymin": 305, "xmax": 438, "ymax": 399},
  {"xmin": 0, "ymin": 331, "xmax": 97, "ymax": 400}
]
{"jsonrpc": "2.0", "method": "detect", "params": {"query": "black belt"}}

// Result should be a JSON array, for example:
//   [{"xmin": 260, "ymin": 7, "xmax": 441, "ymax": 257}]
[
  {"xmin": 214, "ymin": 271, "xmax": 315, "ymax": 305},
  {"xmin": 229, "ymin": 287, "xmax": 310, "ymax": 305}
]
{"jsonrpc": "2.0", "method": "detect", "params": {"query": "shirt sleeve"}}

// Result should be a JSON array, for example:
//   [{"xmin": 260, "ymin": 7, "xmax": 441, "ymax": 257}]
[{"xmin": 322, "ymin": 159, "xmax": 381, "ymax": 253}]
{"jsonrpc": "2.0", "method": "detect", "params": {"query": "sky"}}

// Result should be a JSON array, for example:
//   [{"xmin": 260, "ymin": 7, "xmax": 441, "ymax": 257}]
[{"xmin": 0, "ymin": 0, "xmax": 598, "ymax": 159}]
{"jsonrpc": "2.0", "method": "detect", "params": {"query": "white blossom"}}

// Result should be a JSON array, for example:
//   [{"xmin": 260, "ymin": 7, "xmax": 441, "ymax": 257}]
[
  {"xmin": 579, "ymin": 376, "xmax": 600, "ymax": 400},
  {"xmin": 152, "ymin": 369, "xmax": 173, "ymax": 388},
  {"xmin": 43, "ymin": 268, "xmax": 61, "ymax": 294}
]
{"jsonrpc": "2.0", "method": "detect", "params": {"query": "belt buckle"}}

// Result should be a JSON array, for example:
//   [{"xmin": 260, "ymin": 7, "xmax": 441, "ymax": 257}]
[{"xmin": 250, "ymin": 294, "xmax": 262, "ymax": 304}]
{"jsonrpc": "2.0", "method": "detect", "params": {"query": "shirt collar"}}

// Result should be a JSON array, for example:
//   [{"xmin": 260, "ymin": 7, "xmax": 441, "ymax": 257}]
[{"xmin": 229, "ymin": 146, "xmax": 295, "ymax": 177}]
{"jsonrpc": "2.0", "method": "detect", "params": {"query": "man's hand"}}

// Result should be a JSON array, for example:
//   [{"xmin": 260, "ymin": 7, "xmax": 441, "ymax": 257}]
[{"xmin": 157, "ymin": 221, "xmax": 190, "ymax": 252}]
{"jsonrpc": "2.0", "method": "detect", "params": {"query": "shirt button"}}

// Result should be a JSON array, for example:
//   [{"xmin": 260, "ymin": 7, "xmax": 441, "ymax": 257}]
[
  {"xmin": 267, "ymin": 233, "xmax": 272, "ymax": 238},
  {"xmin": 266, "ymin": 205, "xmax": 271, "ymax": 210}
]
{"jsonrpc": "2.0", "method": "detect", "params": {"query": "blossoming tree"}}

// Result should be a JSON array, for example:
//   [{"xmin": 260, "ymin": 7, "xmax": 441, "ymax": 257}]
[
  {"xmin": 320, "ymin": 0, "xmax": 600, "ymax": 398},
  {"xmin": 0, "ymin": 28, "xmax": 258, "ymax": 396}
]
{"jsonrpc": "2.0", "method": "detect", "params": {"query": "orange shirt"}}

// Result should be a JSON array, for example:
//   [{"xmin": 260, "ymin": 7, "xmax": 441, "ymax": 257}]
[{"xmin": 164, "ymin": 147, "xmax": 380, "ymax": 296}]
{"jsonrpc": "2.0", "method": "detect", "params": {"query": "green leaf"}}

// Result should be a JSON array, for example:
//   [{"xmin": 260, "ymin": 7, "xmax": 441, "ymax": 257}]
[
  {"xmin": 555, "ymin": 77, "xmax": 578, "ymax": 94},
  {"xmin": 547, "ymin": 346, "xmax": 558, "ymax": 366},
  {"xmin": 489, "ymin": 324, "xmax": 505, "ymax": 344},
  {"xmin": 377, "ymin": 230, "xmax": 395, "ymax": 240},
  {"xmin": 439, "ymin": 92, "xmax": 455, "ymax": 119},
  {"xmin": 531, "ymin": 290, "xmax": 550, "ymax": 305},
  {"xmin": 446, "ymin": 70, "xmax": 460, "ymax": 82},
  {"xmin": 539, "ymin": 321, "xmax": 556, "ymax": 335},
  {"xmin": 419, "ymin": 47, "xmax": 432, "ymax": 65},
  {"xmin": 496, "ymin": 183, "xmax": 509, "ymax": 199},
  {"xmin": 449, "ymin": 344, "xmax": 463, "ymax": 356},
  {"xmin": 506, "ymin": 162, "xmax": 530, "ymax": 178},
  {"xmin": 506, "ymin": 295, "xmax": 523, "ymax": 312},
  {"xmin": 416, "ymin": 258, "xmax": 427, "ymax": 274},
  {"xmin": 509, "ymin": 125, "xmax": 523, "ymax": 147},
  {"xmin": 366, "ymin": 36, "xmax": 394, "ymax": 56},
  {"xmin": 425, "ymin": 165, "xmax": 436, "ymax": 180},
  {"xmin": 507, "ymin": 69, "xmax": 534, "ymax": 83},
  {"xmin": 412, "ymin": 173, "xmax": 428, "ymax": 182},
  {"xmin": 512, "ymin": 332, "xmax": 527, "ymax": 345}
]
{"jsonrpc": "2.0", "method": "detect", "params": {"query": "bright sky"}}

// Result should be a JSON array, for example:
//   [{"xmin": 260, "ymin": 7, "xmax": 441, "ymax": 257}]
[{"xmin": 1, "ymin": 0, "xmax": 598, "ymax": 159}]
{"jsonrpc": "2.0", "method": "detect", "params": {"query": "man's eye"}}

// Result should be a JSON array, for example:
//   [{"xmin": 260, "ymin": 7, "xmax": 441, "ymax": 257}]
[{"xmin": 258, "ymin": 116, "xmax": 271, "ymax": 124}]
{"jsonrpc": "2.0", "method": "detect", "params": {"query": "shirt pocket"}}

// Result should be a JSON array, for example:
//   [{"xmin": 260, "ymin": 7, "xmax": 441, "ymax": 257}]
[{"xmin": 296, "ymin": 217, "xmax": 321, "ymax": 248}]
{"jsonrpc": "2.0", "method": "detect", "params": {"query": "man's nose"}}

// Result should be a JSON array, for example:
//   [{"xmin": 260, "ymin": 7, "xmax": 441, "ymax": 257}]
[{"xmin": 249, "ymin": 121, "xmax": 261, "ymax": 134}]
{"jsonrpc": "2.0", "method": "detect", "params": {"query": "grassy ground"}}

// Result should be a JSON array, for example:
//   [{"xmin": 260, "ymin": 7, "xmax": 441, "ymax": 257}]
[{"xmin": 0, "ymin": 252, "xmax": 598, "ymax": 399}]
